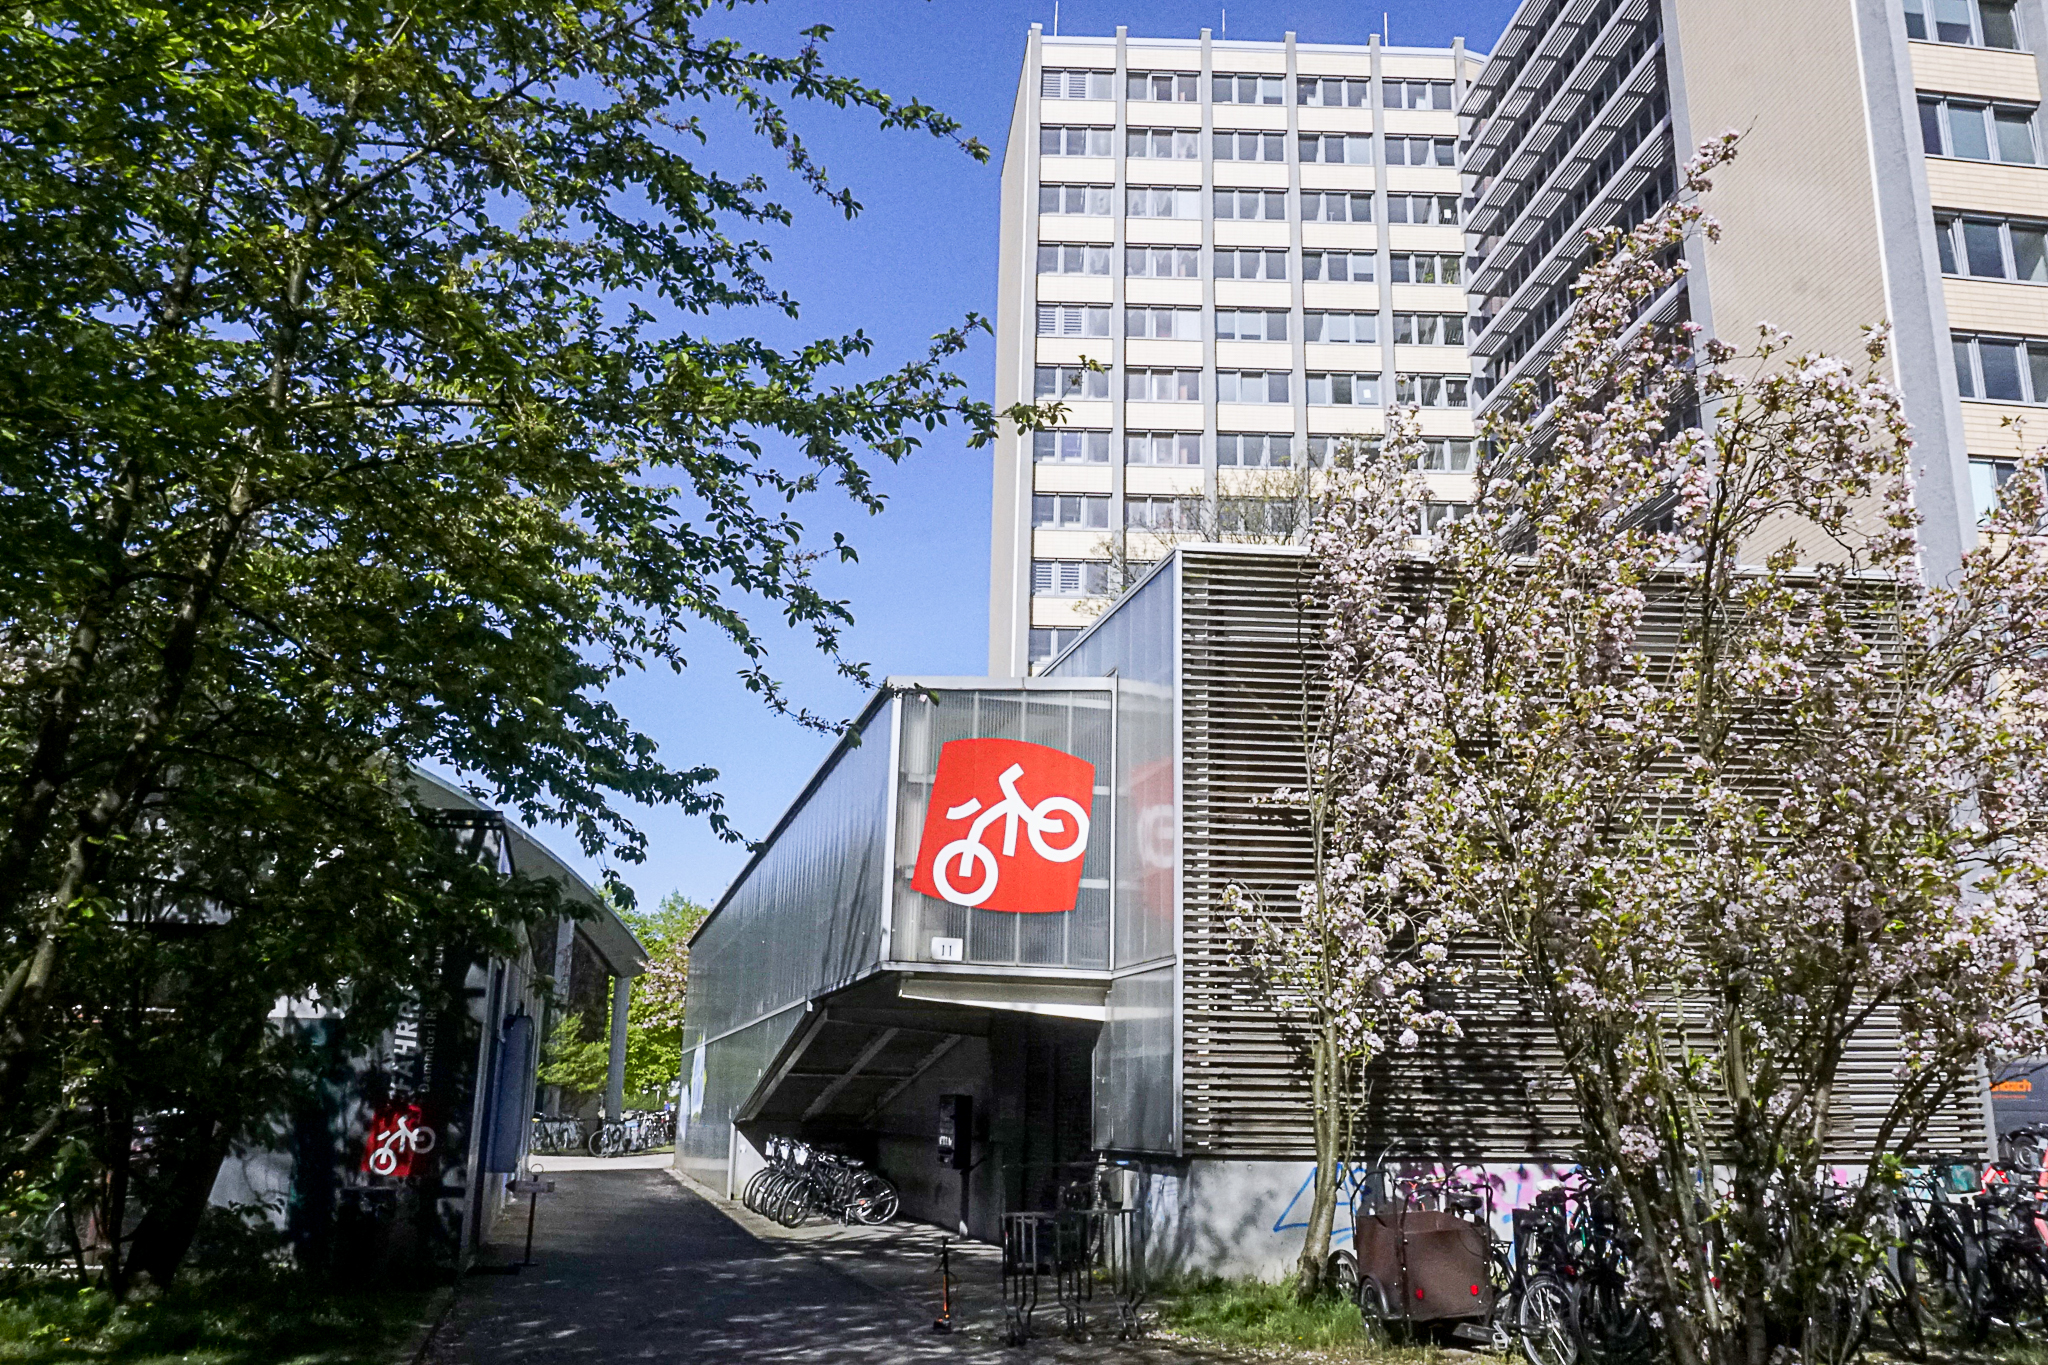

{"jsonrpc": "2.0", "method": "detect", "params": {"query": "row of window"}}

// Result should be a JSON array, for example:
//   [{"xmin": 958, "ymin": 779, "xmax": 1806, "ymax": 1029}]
[
  {"xmin": 1035, "ymin": 306, "xmax": 1464, "ymax": 344},
  {"xmin": 1097, "ymin": 189, "xmax": 1452, "ymax": 224},
  {"xmin": 1953, "ymin": 332, "xmax": 2048, "ymax": 403},
  {"xmin": 1044, "ymin": 68, "xmax": 1457, "ymax": 108},
  {"xmin": 1919, "ymin": 95, "xmax": 2038, "ymax": 165},
  {"xmin": 1032, "ymin": 431, "xmax": 1477, "ymax": 470},
  {"xmin": 1031, "ymin": 493, "xmax": 1471, "ymax": 539},
  {"xmin": 1935, "ymin": 214, "xmax": 2048, "ymax": 282},
  {"xmin": 1042, "ymin": 129, "xmax": 1452, "ymax": 167},
  {"xmin": 1905, "ymin": 0, "xmax": 2022, "ymax": 49},
  {"xmin": 1031, "ymin": 365, "xmax": 1470, "ymax": 406}
]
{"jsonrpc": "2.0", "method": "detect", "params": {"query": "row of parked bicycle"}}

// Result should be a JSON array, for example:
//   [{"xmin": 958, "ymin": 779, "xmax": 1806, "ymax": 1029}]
[
  {"xmin": 741, "ymin": 1136, "xmax": 901, "ymax": 1227},
  {"xmin": 529, "ymin": 1109, "xmax": 675, "ymax": 1158},
  {"xmin": 1329, "ymin": 1129, "xmax": 2048, "ymax": 1365}
]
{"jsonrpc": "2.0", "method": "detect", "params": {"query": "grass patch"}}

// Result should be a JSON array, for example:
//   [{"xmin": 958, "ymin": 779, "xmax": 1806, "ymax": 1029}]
[
  {"xmin": 0, "ymin": 1269, "xmax": 434, "ymax": 1365},
  {"xmin": 1153, "ymin": 1274, "xmax": 1446, "ymax": 1360}
]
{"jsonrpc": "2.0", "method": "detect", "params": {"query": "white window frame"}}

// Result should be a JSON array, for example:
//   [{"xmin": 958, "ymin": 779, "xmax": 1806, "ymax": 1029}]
[
  {"xmin": 1125, "ymin": 246, "xmax": 1202, "ymax": 279},
  {"xmin": 1215, "ymin": 248, "xmax": 1289, "ymax": 281},
  {"xmin": 1304, "ymin": 250, "xmax": 1375, "ymax": 283},
  {"xmin": 1215, "ymin": 73, "xmax": 1288, "ymax": 105},
  {"xmin": 1125, "ymin": 307, "xmax": 1203, "ymax": 340},
  {"xmin": 1216, "ymin": 433, "xmax": 1295, "ymax": 467},
  {"xmin": 1905, "ymin": 0, "xmax": 2024, "ymax": 49},
  {"xmin": 1039, "ymin": 184, "xmax": 1115, "ymax": 216},
  {"xmin": 1126, "ymin": 186, "xmax": 1202, "ymax": 219},
  {"xmin": 1041, "ymin": 69, "xmax": 1115, "ymax": 100},
  {"xmin": 1036, "ymin": 244, "xmax": 1113, "ymax": 276},
  {"xmin": 1216, "ymin": 370, "xmax": 1291, "ymax": 403},
  {"xmin": 1127, "ymin": 71, "xmax": 1200, "ymax": 103},
  {"xmin": 1952, "ymin": 331, "xmax": 2048, "ymax": 403},
  {"xmin": 1304, "ymin": 311, "xmax": 1379, "ymax": 343},
  {"xmin": 1032, "ymin": 430, "xmax": 1112, "ymax": 464},
  {"xmin": 1302, "ymin": 191, "xmax": 1376, "ymax": 223},
  {"xmin": 1125, "ymin": 431, "xmax": 1202, "ymax": 466},
  {"xmin": 1306, "ymin": 372, "xmax": 1383, "ymax": 406}
]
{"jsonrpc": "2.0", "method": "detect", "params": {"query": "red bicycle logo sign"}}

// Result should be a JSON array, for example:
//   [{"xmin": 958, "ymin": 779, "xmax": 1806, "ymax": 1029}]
[
  {"xmin": 363, "ymin": 1103, "xmax": 436, "ymax": 1178},
  {"xmin": 911, "ymin": 739, "xmax": 1095, "ymax": 914}
]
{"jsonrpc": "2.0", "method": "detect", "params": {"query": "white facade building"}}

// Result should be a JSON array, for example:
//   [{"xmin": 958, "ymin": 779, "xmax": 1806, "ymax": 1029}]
[{"xmin": 989, "ymin": 27, "xmax": 1487, "ymax": 676}]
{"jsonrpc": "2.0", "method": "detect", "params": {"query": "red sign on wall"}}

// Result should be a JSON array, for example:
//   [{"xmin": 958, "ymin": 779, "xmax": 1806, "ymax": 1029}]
[
  {"xmin": 363, "ymin": 1102, "xmax": 436, "ymax": 1178},
  {"xmin": 911, "ymin": 738, "xmax": 1095, "ymax": 914}
]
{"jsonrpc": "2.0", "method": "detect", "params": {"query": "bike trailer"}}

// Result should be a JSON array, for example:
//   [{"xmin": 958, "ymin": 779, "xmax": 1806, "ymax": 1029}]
[{"xmin": 1355, "ymin": 1208, "xmax": 1495, "ymax": 1324}]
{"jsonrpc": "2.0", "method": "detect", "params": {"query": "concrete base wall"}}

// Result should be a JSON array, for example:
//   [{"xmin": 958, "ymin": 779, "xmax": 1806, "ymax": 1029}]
[{"xmin": 1128, "ymin": 1157, "xmax": 1584, "ymax": 1281}]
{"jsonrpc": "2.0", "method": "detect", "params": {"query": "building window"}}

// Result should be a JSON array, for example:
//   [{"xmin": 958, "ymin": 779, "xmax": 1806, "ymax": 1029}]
[
  {"xmin": 1033, "ymin": 430, "xmax": 1112, "ymax": 464},
  {"xmin": 1218, "ymin": 433, "xmax": 1294, "ymax": 467},
  {"xmin": 1390, "ymin": 253, "xmax": 1462, "ymax": 284},
  {"xmin": 1970, "ymin": 458, "xmax": 2018, "ymax": 519},
  {"xmin": 1040, "ymin": 126, "xmax": 1113, "ymax": 156},
  {"xmin": 1037, "ymin": 304, "xmax": 1110, "ymax": 337},
  {"xmin": 1307, "ymin": 372, "xmax": 1382, "ymax": 406},
  {"xmin": 1037, "ymin": 243, "xmax": 1113, "ymax": 276},
  {"xmin": 1034, "ymin": 364, "xmax": 1111, "ymax": 399},
  {"xmin": 1216, "ymin": 309, "xmax": 1290, "ymax": 341},
  {"xmin": 1905, "ymin": 0, "xmax": 2022, "ymax": 48},
  {"xmin": 1302, "ymin": 191, "xmax": 1375, "ymax": 222},
  {"xmin": 1126, "ymin": 431, "xmax": 1201, "ymax": 466},
  {"xmin": 1393, "ymin": 312, "xmax": 1467, "ymax": 345},
  {"xmin": 1413, "ymin": 438, "xmax": 1475, "ymax": 472},
  {"xmin": 1029, "ymin": 626, "xmax": 1083, "ymax": 664},
  {"xmin": 1395, "ymin": 373, "xmax": 1471, "ymax": 407},
  {"xmin": 1039, "ymin": 184, "xmax": 1114, "ymax": 215},
  {"xmin": 1032, "ymin": 493, "xmax": 1111, "ymax": 529},
  {"xmin": 1952, "ymin": 332, "xmax": 2048, "ymax": 402},
  {"xmin": 1126, "ymin": 246, "xmax": 1202, "ymax": 278},
  {"xmin": 1127, "ymin": 368, "xmax": 1202, "ymax": 401},
  {"xmin": 1385, "ymin": 136, "xmax": 1458, "ymax": 167},
  {"xmin": 1128, "ymin": 71, "xmax": 1200, "ymax": 102},
  {"xmin": 1127, "ymin": 186, "xmax": 1202, "ymax": 219},
  {"xmin": 1296, "ymin": 76, "xmax": 1371, "ymax": 108},
  {"xmin": 1127, "ymin": 128, "xmax": 1200, "ymax": 160},
  {"xmin": 1304, "ymin": 311, "xmax": 1377, "ymax": 343},
  {"xmin": 1218, "ymin": 497, "xmax": 1300, "ymax": 536},
  {"xmin": 1032, "ymin": 559, "xmax": 1111, "ymax": 596},
  {"xmin": 1299, "ymin": 133, "xmax": 1373, "ymax": 164},
  {"xmin": 1126, "ymin": 306, "xmax": 1202, "ymax": 340},
  {"xmin": 1306, "ymin": 435, "xmax": 1377, "ymax": 467},
  {"xmin": 1216, "ymin": 73, "xmax": 1287, "ymax": 105},
  {"xmin": 1385, "ymin": 79, "xmax": 1455, "ymax": 110},
  {"xmin": 1215, "ymin": 189, "xmax": 1288, "ymax": 220},
  {"xmin": 1919, "ymin": 96, "xmax": 2038, "ymax": 164},
  {"xmin": 1041, "ymin": 69, "xmax": 1114, "ymax": 100},
  {"xmin": 1387, "ymin": 194, "xmax": 1460, "ymax": 225},
  {"xmin": 1126, "ymin": 495, "xmax": 1202, "ymax": 530},
  {"xmin": 1215, "ymin": 248, "xmax": 1289, "ymax": 280},
  {"xmin": 1217, "ymin": 370, "xmax": 1290, "ymax": 403},
  {"xmin": 1421, "ymin": 501, "xmax": 1472, "ymax": 532},
  {"xmin": 1933, "ymin": 215, "xmax": 2048, "ymax": 282},
  {"xmin": 1304, "ymin": 250, "xmax": 1374, "ymax": 282},
  {"xmin": 1215, "ymin": 130, "xmax": 1288, "ymax": 162}
]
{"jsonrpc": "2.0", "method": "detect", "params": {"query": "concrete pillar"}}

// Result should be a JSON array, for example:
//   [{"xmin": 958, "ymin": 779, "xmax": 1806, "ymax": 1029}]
[
  {"xmin": 605, "ymin": 974, "xmax": 631, "ymax": 1121},
  {"xmin": 602, "ymin": 978, "xmax": 626, "ymax": 1129}
]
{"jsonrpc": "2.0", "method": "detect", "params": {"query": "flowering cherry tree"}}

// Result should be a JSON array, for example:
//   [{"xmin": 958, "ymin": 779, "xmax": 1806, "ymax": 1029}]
[
  {"xmin": 1316, "ymin": 133, "xmax": 2048, "ymax": 1362},
  {"xmin": 1228, "ymin": 410, "xmax": 1471, "ymax": 1299}
]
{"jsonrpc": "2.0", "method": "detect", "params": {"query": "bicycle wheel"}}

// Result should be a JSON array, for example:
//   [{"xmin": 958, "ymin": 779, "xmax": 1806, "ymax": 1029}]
[
  {"xmin": 1903, "ymin": 1235, "xmax": 1974, "ymax": 1342},
  {"xmin": 774, "ymin": 1176, "xmax": 812, "ymax": 1227},
  {"xmin": 1519, "ymin": 1273, "xmax": 1577, "ymax": 1365},
  {"xmin": 1356, "ymin": 1274, "xmax": 1399, "ymax": 1345},
  {"xmin": 742, "ymin": 1167, "xmax": 774, "ymax": 1213},
  {"xmin": 1326, "ymin": 1249, "xmax": 1358, "ymax": 1301},
  {"xmin": 849, "ymin": 1173, "xmax": 900, "ymax": 1225},
  {"xmin": 1876, "ymin": 1263, "xmax": 1929, "ymax": 1363},
  {"xmin": 1804, "ymin": 1277, "xmax": 1871, "ymax": 1365},
  {"xmin": 1574, "ymin": 1277, "xmax": 1650, "ymax": 1365}
]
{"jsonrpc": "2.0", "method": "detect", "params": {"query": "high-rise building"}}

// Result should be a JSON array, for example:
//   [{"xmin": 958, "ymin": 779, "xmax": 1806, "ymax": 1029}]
[
  {"xmin": 1462, "ymin": 0, "xmax": 2043, "ymax": 578},
  {"xmin": 988, "ymin": 27, "xmax": 1487, "ymax": 676}
]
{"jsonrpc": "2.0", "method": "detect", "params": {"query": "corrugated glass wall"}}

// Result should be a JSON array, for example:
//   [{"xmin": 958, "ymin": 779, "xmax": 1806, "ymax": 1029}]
[{"xmin": 891, "ymin": 688, "xmax": 1113, "ymax": 969}]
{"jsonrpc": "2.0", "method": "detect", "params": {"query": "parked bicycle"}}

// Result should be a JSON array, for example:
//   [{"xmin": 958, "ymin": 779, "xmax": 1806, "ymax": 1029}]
[
  {"xmin": 530, "ymin": 1113, "xmax": 584, "ymax": 1155},
  {"xmin": 586, "ymin": 1108, "xmax": 675, "ymax": 1157},
  {"xmin": 741, "ymin": 1136, "xmax": 900, "ymax": 1226}
]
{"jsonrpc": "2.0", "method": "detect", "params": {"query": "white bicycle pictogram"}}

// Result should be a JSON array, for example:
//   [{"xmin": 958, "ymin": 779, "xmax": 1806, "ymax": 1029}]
[
  {"xmin": 367, "ymin": 1113, "xmax": 436, "ymax": 1175},
  {"xmin": 931, "ymin": 762, "xmax": 1090, "ymax": 907}
]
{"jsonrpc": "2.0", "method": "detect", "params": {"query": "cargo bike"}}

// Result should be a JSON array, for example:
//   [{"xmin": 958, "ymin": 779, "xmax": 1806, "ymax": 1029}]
[{"xmin": 1327, "ymin": 1159, "xmax": 1508, "ymax": 1349}]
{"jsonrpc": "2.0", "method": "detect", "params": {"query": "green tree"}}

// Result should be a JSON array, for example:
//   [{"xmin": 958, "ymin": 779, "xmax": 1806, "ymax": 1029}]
[
  {"xmin": 620, "ymin": 892, "xmax": 707, "ymax": 1102},
  {"xmin": 0, "ymin": 0, "xmax": 1038, "ymax": 1283}
]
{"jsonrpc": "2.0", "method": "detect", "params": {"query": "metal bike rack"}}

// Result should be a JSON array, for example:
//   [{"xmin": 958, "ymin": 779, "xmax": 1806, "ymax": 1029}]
[{"xmin": 1000, "ymin": 1208, "xmax": 1146, "ymax": 1343}]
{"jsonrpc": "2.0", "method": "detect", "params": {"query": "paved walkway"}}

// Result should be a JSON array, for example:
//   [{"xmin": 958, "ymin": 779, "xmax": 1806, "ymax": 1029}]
[{"xmin": 425, "ymin": 1166, "xmax": 1227, "ymax": 1365}]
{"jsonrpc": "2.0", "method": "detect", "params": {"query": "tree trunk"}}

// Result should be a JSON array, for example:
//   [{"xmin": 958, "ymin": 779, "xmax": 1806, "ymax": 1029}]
[
  {"xmin": 1293, "ymin": 1019, "xmax": 1342, "ymax": 1300},
  {"xmin": 128, "ymin": 1105, "xmax": 234, "ymax": 1287}
]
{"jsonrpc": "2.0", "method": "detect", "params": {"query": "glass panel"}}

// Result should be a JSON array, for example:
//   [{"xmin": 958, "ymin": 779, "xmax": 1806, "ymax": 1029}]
[
  {"xmin": 1934, "ymin": 0, "xmax": 1974, "ymax": 41},
  {"xmin": 2031, "ymin": 343, "xmax": 2048, "ymax": 402},
  {"xmin": 1965, "ymin": 220, "xmax": 2008, "ymax": 276},
  {"xmin": 1972, "ymin": 459, "xmax": 2001, "ymax": 519},
  {"xmin": 1997, "ymin": 109, "xmax": 2037, "ymax": 163},
  {"xmin": 1950, "ymin": 104, "xmax": 1992, "ymax": 160},
  {"xmin": 1950, "ymin": 338, "xmax": 1974, "ymax": 394},
  {"xmin": 1936, "ymin": 219, "xmax": 1959, "ymax": 274},
  {"xmin": 1904, "ymin": 0, "xmax": 1929, "ymax": 39},
  {"xmin": 1982, "ymin": 0, "xmax": 2021, "ymax": 46},
  {"xmin": 2015, "ymin": 228, "xmax": 2048, "ymax": 281},
  {"xmin": 1983, "ymin": 338, "xmax": 2026, "ymax": 399},
  {"xmin": 1921, "ymin": 99, "xmax": 1946, "ymax": 154}
]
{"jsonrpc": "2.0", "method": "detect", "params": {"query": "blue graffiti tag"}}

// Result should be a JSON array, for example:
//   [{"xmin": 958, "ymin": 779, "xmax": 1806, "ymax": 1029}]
[{"xmin": 1270, "ymin": 1164, "xmax": 1362, "ymax": 1245}]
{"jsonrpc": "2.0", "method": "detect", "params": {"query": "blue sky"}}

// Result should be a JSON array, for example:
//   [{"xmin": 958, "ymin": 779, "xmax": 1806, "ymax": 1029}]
[{"xmin": 531, "ymin": 0, "xmax": 1522, "ymax": 911}]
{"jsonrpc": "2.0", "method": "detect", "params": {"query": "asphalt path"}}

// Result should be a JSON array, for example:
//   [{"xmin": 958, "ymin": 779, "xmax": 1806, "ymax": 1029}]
[{"xmin": 425, "ymin": 1167, "xmax": 1085, "ymax": 1364}]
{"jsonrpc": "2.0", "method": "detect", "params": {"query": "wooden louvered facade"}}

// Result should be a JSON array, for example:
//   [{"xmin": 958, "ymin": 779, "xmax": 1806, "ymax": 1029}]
[{"xmin": 1165, "ymin": 545, "xmax": 1989, "ymax": 1163}]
